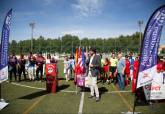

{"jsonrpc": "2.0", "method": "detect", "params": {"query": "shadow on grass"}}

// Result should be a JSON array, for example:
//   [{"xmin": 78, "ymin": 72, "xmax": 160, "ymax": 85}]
[
  {"xmin": 57, "ymin": 77, "xmax": 75, "ymax": 81},
  {"xmin": 58, "ymin": 77, "xmax": 65, "ymax": 80},
  {"xmin": 135, "ymin": 87, "xmax": 149, "ymax": 106},
  {"xmin": 99, "ymin": 87, "xmax": 108, "ymax": 98},
  {"xmin": 19, "ymin": 84, "xmax": 70, "ymax": 99},
  {"xmin": 18, "ymin": 90, "xmax": 48, "ymax": 100},
  {"xmin": 99, "ymin": 87, "xmax": 108, "ymax": 93},
  {"xmin": 57, "ymin": 84, "xmax": 70, "ymax": 92}
]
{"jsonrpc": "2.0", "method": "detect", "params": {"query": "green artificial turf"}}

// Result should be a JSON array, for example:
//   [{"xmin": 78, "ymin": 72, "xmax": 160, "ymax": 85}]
[{"xmin": 1, "ymin": 60, "xmax": 165, "ymax": 114}]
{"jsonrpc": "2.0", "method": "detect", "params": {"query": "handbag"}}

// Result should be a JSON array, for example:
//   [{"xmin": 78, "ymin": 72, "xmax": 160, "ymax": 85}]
[
  {"xmin": 85, "ymin": 76, "xmax": 92, "ymax": 87},
  {"xmin": 76, "ymin": 75, "xmax": 85, "ymax": 87}
]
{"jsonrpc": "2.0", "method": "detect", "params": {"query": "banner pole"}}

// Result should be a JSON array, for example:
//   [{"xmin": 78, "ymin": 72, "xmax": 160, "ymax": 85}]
[
  {"xmin": 0, "ymin": 83, "xmax": 1, "ymax": 100},
  {"xmin": 132, "ymin": 7, "xmax": 147, "ymax": 114},
  {"xmin": 0, "ymin": 82, "xmax": 3, "ymax": 102},
  {"xmin": 132, "ymin": 23, "xmax": 145, "ymax": 114}
]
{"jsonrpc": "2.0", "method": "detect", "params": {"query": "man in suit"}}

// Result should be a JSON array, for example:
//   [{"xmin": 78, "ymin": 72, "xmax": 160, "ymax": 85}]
[{"xmin": 88, "ymin": 48, "xmax": 101, "ymax": 102}]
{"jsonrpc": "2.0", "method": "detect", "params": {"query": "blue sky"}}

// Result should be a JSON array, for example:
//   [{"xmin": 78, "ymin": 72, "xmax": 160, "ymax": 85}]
[{"xmin": 0, "ymin": 0, "xmax": 165, "ymax": 44}]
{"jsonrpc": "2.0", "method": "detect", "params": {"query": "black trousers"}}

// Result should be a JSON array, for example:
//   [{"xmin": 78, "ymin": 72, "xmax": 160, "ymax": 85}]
[
  {"xmin": 18, "ymin": 66, "xmax": 26, "ymax": 81},
  {"xmin": 36, "ymin": 67, "xmax": 43, "ymax": 80},
  {"xmin": 9, "ymin": 67, "xmax": 17, "ymax": 81}
]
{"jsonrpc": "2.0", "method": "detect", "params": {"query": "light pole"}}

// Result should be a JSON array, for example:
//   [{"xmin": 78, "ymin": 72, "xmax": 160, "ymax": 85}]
[
  {"xmin": 138, "ymin": 20, "xmax": 143, "ymax": 51},
  {"xmin": 29, "ymin": 22, "xmax": 35, "ymax": 52}
]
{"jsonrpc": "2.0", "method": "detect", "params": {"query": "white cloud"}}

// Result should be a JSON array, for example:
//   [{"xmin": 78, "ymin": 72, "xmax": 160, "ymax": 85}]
[{"xmin": 72, "ymin": 0, "xmax": 105, "ymax": 17}]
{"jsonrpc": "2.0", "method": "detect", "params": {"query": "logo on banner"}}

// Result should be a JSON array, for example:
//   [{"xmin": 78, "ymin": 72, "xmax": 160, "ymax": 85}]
[
  {"xmin": 46, "ymin": 64, "xmax": 56, "ymax": 77},
  {"xmin": 48, "ymin": 67, "xmax": 53, "ymax": 73},
  {"xmin": 143, "ymin": 72, "xmax": 149, "ymax": 78}
]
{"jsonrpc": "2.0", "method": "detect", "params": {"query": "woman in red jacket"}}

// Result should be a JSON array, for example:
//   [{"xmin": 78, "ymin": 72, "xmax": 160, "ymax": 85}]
[
  {"xmin": 132, "ymin": 56, "xmax": 139, "ymax": 93},
  {"xmin": 125, "ymin": 55, "xmax": 130, "ymax": 86}
]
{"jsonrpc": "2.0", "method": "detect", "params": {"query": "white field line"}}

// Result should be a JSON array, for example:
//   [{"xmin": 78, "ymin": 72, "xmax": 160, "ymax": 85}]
[
  {"xmin": 60, "ymin": 90, "xmax": 77, "ymax": 93},
  {"xmin": 78, "ymin": 92, "xmax": 85, "ymax": 114},
  {"xmin": 6, "ymin": 81, "xmax": 132, "ymax": 93},
  {"xmin": 107, "ymin": 90, "xmax": 132, "ymax": 93},
  {"xmin": 8, "ymin": 81, "xmax": 45, "ymax": 90},
  {"xmin": 6, "ymin": 81, "xmax": 77, "ymax": 93}
]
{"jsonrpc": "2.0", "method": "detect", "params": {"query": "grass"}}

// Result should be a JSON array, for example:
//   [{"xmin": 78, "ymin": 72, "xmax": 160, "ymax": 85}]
[{"xmin": 1, "ymin": 60, "xmax": 165, "ymax": 114}]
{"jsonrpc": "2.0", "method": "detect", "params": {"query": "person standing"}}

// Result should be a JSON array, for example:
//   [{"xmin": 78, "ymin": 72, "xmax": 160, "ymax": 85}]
[
  {"xmin": 64, "ymin": 56, "xmax": 70, "ymax": 82},
  {"xmin": 102, "ymin": 58, "xmax": 110, "ymax": 84},
  {"xmin": 129, "ymin": 52, "xmax": 134, "ymax": 81},
  {"xmin": 116, "ymin": 52, "xmax": 125, "ymax": 90},
  {"xmin": 132, "ymin": 56, "xmax": 139, "ymax": 93},
  {"xmin": 124, "ymin": 55, "xmax": 130, "ymax": 86},
  {"xmin": 100, "ymin": 54, "xmax": 104, "ymax": 81},
  {"xmin": 46, "ymin": 54, "xmax": 51, "ymax": 64},
  {"xmin": 18, "ymin": 54, "xmax": 26, "ymax": 81},
  {"xmin": 8, "ymin": 53, "xmax": 17, "ymax": 82},
  {"xmin": 109, "ymin": 53, "xmax": 118, "ymax": 84},
  {"xmin": 88, "ymin": 48, "xmax": 101, "ymax": 102},
  {"xmin": 36, "ymin": 52, "xmax": 45, "ymax": 81},
  {"xmin": 69, "ymin": 54, "xmax": 75, "ymax": 80},
  {"xmin": 28, "ymin": 52, "xmax": 36, "ymax": 81}
]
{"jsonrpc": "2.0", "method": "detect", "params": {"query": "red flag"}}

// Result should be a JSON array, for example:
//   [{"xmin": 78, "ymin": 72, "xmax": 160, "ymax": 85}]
[{"xmin": 75, "ymin": 48, "xmax": 78, "ymax": 64}]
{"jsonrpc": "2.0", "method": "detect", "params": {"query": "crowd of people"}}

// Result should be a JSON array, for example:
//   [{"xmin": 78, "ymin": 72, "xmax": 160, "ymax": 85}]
[
  {"xmin": 8, "ymin": 52, "xmax": 57, "ymax": 82},
  {"xmin": 99, "ymin": 52, "xmax": 140, "ymax": 92},
  {"xmin": 8, "ymin": 48, "xmax": 165, "ymax": 102},
  {"xmin": 63, "ymin": 49, "xmax": 141, "ymax": 91},
  {"xmin": 61, "ymin": 48, "xmax": 141, "ymax": 102}
]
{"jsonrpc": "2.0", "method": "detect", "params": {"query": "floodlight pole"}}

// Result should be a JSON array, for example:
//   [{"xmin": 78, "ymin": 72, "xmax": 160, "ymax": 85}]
[{"xmin": 29, "ymin": 22, "xmax": 35, "ymax": 52}]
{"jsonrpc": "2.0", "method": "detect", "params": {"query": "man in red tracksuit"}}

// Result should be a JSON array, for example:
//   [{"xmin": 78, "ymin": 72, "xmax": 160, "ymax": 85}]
[{"xmin": 36, "ymin": 52, "xmax": 45, "ymax": 81}]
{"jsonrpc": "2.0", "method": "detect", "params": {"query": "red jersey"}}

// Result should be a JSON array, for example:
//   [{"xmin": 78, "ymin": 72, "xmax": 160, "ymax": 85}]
[
  {"xmin": 36, "ymin": 56, "xmax": 45, "ymax": 67},
  {"xmin": 157, "ymin": 60, "xmax": 165, "ymax": 72},
  {"xmin": 163, "ymin": 62, "xmax": 165, "ymax": 71},
  {"xmin": 132, "ymin": 59, "xmax": 139, "ymax": 93},
  {"xmin": 133, "ymin": 60, "xmax": 139, "ymax": 79},
  {"xmin": 103, "ymin": 61, "xmax": 110, "ymax": 73},
  {"xmin": 125, "ymin": 59, "xmax": 130, "ymax": 74}
]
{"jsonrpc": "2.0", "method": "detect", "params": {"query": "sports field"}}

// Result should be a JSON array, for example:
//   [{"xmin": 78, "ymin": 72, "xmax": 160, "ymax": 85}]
[{"xmin": 1, "ymin": 61, "xmax": 165, "ymax": 114}]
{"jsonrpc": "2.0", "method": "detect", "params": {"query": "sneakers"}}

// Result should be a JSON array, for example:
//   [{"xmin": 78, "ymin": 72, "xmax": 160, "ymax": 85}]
[
  {"xmin": 88, "ymin": 95, "xmax": 94, "ymax": 99},
  {"xmin": 96, "ymin": 97, "xmax": 100, "ymax": 102},
  {"xmin": 88, "ymin": 95, "xmax": 100, "ymax": 102}
]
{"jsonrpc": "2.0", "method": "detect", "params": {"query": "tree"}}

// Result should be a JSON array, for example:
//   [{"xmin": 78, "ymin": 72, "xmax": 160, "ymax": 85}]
[{"xmin": 9, "ymin": 32, "xmax": 141, "ymax": 54}]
